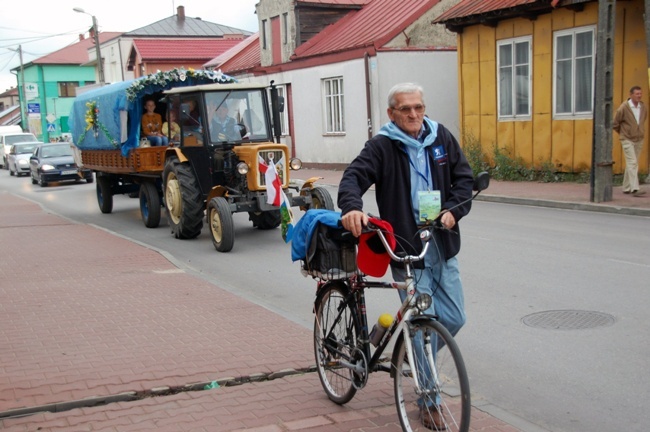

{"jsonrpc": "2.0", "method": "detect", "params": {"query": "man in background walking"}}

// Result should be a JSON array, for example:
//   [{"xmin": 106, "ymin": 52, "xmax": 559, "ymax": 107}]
[{"xmin": 614, "ymin": 85, "xmax": 647, "ymax": 196}]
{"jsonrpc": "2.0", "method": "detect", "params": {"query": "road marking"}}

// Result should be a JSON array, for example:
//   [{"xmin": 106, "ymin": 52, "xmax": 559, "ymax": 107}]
[{"xmin": 608, "ymin": 258, "xmax": 650, "ymax": 268}]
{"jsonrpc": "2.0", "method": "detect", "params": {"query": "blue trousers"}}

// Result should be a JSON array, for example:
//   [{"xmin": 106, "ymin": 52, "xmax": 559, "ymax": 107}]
[
  {"xmin": 391, "ymin": 252, "xmax": 465, "ymax": 407},
  {"xmin": 146, "ymin": 135, "xmax": 169, "ymax": 146}
]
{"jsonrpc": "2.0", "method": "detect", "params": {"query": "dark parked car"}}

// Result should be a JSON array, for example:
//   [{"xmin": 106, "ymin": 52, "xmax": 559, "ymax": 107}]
[
  {"xmin": 7, "ymin": 142, "xmax": 40, "ymax": 176},
  {"xmin": 29, "ymin": 143, "xmax": 93, "ymax": 187}
]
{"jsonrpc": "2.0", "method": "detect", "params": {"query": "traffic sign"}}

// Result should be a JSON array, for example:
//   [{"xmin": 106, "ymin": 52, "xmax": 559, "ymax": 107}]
[
  {"xmin": 47, "ymin": 123, "xmax": 56, "ymax": 132},
  {"xmin": 28, "ymin": 103, "xmax": 41, "ymax": 119}
]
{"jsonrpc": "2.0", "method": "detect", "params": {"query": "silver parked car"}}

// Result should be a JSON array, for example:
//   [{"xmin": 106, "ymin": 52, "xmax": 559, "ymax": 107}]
[
  {"xmin": 1, "ymin": 132, "xmax": 38, "ymax": 169},
  {"xmin": 7, "ymin": 142, "xmax": 39, "ymax": 176}
]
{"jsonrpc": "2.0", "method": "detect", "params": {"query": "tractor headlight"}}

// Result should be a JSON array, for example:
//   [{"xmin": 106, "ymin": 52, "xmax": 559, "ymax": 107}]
[
  {"xmin": 416, "ymin": 293, "xmax": 432, "ymax": 312},
  {"xmin": 289, "ymin": 158, "xmax": 302, "ymax": 170},
  {"xmin": 236, "ymin": 162, "xmax": 249, "ymax": 175}
]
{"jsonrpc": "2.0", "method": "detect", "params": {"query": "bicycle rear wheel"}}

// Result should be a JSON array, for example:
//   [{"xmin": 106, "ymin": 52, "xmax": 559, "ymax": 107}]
[
  {"xmin": 393, "ymin": 318, "xmax": 470, "ymax": 432},
  {"xmin": 313, "ymin": 281, "xmax": 360, "ymax": 404}
]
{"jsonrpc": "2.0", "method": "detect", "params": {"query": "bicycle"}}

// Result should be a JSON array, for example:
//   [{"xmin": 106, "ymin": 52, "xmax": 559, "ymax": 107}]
[{"xmin": 305, "ymin": 172, "xmax": 489, "ymax": 432}]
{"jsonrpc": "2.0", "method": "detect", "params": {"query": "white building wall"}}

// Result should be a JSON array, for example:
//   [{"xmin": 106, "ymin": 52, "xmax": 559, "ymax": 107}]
[
  {"xmin": 375, "ymin": 50, "xmax": 459, "ymax": 139},
  {"xmin": 239, "ymin": 51, "xmax": 458, "ymax": 164},
  {"xmin": 289, "ymin": 59, "xmax": 369, "ymax": 163},
  {"xmin": 240, "ymin": 59, "xmax": 369, "ymax": 164},
  {"xmin": 97, "ymin": 38, "xmax": 136, "ymax": 84}
]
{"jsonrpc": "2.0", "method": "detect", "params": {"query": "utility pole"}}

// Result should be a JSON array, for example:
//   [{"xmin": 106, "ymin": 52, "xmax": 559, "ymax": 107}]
[
  {"xmin": 591, "ymin": 0, "xmax": 616, "ymax": 202},
  {"xmin": 643, "ymin": 0, "xmax": 650, "ymax": 183},
  {"xmin": 646, "ymin": 0, "xmax": 650, "ymax": 91},
  {"xmin": 9, "ymin": 45, "xmax": 28, "ymax": 131},
  {"xmin": 91, "ymin": 15, "xmax": 105, "ymax": 85},
  {"xmin": 73, "ymin": 7, "xmax": 104, "ymax": 85}
]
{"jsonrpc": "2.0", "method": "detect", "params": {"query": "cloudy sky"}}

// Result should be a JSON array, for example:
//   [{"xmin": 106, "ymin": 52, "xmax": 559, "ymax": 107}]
[{"xmin": 0, "ymin": 0, "xmax": 260, "ymax": 93}]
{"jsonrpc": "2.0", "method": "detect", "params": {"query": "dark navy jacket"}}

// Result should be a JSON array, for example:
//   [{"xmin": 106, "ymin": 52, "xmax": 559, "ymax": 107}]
[{"xmin": 337, "ymin": 123, "xmax": 474, "ymax": 264}]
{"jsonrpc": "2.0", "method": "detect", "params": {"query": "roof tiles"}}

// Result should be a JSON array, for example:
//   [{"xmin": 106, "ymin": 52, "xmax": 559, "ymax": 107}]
[
  {"xmin": 204, "ymin": 34, "xmax": 260, "ymax": 73},
  {"xmin": 435, "ymin": 0, "xmax": 551, "ymax": 23},
  {"xmin": 127, "ymin": 15, "xmax": 253, "ymax": 37},
  {"xmin": 133, "ymin": 39, "xmax": 243, "ymax": 61},
  {"xmin": 31, "ymin": 32, "xmax": 122, "ymax": 65},
  {"xmin": 294, "ymin": 0, "xmax": 441, "ymax": 59},
  {"xmin": 296, "ymin": 0, "xmax": 370, "ymax": 4}
]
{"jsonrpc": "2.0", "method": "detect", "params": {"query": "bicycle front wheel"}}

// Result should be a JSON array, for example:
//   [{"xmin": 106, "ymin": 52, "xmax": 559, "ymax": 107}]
[
  {"xmin": 313, "ymin": 282, "xmax": 360, "ymax": 404},
  {"xmin": 393, "ymin": 318, "xmax": 470, "ymax": 432}
]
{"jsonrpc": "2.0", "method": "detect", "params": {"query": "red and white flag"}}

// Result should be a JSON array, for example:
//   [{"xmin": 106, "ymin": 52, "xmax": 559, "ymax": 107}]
[{"xmin": 258, "ymin": 155, "xmax": 294, "ymax": 242}]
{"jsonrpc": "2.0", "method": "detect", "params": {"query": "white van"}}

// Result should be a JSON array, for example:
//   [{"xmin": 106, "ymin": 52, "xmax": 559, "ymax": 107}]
[
  {"xmin": 0, "ymin": 125, "xmax": 22, "ymax": 134},
  {"xmin": 0, "ymin": 130, "xmax": 39, "ymax": 168}
]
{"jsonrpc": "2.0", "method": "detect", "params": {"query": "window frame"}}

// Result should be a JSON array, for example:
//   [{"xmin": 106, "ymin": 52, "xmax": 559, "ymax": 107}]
[
  {"xmin": 282, "ymin": 13, "xmax": 288, "ymax": 45},
  {"xmin": 552, "ymin": 25, "xmax": 596, "ymax": 119},
  {"xmin": 58, "ymin": 81, "xmax": 79, "ymax": 98},
  {"xmin": 275, "ymin": 84, "xmax": 289, "ymax": 136},
  {"xmin": 262, "ymin": 19, "xmax": 268, "ymax": 50},
  {"xmin": 496, "ymin": 36, "xmax": 532, "ymax": 121},
  {"xmin": 322, "ymin": 77, "xmax": 345, "ymax": 134}
]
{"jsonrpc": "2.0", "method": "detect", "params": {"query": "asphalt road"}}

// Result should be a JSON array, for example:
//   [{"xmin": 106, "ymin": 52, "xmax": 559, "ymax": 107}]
[{"xmin": 2, "ymin": 172, "xmax": 649, "ymax": 432}]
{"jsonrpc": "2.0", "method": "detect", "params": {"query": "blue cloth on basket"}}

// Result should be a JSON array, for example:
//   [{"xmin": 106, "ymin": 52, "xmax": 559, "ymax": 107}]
[{"xmin": 291, "ymin": 209, "xmax": 342, "ymax": 262}]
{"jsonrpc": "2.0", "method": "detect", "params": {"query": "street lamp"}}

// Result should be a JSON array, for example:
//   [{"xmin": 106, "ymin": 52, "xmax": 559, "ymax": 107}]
[{"xmin": 73, "ymin": 7, "xmax": 105, "ymax": 85}]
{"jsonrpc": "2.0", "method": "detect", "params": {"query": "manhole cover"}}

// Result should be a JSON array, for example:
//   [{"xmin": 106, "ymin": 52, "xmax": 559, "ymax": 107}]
[{"xmin": 522, "ymin": 310, "xmax": 615, "ymax": 330}]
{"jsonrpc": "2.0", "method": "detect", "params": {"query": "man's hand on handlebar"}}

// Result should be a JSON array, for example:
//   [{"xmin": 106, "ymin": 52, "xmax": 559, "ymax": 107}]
[
  {"xmin": 341, "ymin": 210, "xmax": 368, "ymax": 237},
  {"xmin": 439, "ymin": 209, "xmax": 456, "ymax": 230}
]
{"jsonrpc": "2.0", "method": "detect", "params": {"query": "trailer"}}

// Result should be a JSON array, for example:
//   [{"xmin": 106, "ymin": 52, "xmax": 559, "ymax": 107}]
[{"xmin": 69, "ymin": 69, "xmax": 333, "ymax": 251}]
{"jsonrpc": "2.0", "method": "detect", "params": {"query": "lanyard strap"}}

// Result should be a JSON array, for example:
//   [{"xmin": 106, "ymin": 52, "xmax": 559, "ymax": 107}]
[{"xmin": 408, "ymin": 151, "xmax": 431, "ymax": 189}]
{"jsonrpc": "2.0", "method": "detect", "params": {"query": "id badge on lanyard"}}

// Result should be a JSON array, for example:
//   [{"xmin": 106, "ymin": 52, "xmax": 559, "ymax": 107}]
[{"xmin": 418, "ymin": 190, "xmax": 441, "ymax": 222}]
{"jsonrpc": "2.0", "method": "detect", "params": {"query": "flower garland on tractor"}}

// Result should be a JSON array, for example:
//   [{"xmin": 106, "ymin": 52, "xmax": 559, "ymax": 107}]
[{"xmin": 125, "ymin": 68, "xmax": 234, "ymax": 101}]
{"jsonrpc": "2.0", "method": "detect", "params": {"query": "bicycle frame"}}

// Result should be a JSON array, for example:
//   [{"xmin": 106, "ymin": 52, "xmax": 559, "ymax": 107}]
[{"xmin": 319, "ymin": 254, "xmax": 433, "ymax": 390}]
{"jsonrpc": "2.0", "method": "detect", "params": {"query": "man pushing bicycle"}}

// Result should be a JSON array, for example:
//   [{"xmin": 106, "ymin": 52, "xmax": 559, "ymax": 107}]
[{"xmin": 338, "ymin": 82, "xmax": 474, "ymax": 430}]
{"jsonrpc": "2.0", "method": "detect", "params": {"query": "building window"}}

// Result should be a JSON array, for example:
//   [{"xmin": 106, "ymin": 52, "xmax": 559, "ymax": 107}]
[
  {"xmin": 554, "ymin": 26, "xmax": 595, "ymax": 117},
  {"xmin": 282, "ymin": 13, "xmax": 288, "ymax": 45},
  {"xmin": 497, "ymin": 36, "xmax": 531, "ymax": 119},
  {"xmin": 262, "ymin": 19, "xmax": 268, "ymax": 49},
  {"xmin": 323, "ymin": 77, "xmax": 344, "ymax": 133},
  {"xmin": 58, "ymin": 82, "xmax": 79, "ymax": 97}
]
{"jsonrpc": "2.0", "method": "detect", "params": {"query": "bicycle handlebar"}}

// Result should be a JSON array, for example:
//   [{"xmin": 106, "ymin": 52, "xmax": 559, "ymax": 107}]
[{"xmin": 364, "ymin": 221, "xmax": 431, "ymax": 265}]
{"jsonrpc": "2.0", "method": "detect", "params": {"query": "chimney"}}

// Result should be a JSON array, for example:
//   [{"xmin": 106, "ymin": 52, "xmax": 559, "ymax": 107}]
[
  {"xmin": 79, "ymin": 33, "xmax": 85, "ymax": 41},
  {"xmin": 177, "ymin": 5, "xmax": 185, "ymax": 21}
]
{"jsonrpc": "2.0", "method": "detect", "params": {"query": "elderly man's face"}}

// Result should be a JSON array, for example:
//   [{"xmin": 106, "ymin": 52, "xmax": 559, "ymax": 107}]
[{"xmin": 387, "ymin": 92, "xmax": 425, "ymax": 138}]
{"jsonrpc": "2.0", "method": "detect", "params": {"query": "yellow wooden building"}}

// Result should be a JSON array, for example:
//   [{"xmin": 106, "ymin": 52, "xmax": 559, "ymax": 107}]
[{"xmin": 435, "ymin": 0, "xmax": 648, "ymax": 175}]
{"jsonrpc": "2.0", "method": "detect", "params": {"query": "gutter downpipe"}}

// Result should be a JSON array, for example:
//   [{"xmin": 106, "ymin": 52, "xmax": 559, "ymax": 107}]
[
  {"xmin": 364, "ymin": 51, "xmax": 372, "ymax": 139},
  {"xmin": 118, "ymin": 38, "xmax": 125, "ymax": 81}
]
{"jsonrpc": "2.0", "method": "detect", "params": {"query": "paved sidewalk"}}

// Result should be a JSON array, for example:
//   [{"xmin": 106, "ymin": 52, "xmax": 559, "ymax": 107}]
[
  {"xmin": 0, "ymin": 192, "xmax": 522, "ymax": 431},
  {"xmin": 1, "ymin": 171, "xmax": 647, "ymax": 431}
]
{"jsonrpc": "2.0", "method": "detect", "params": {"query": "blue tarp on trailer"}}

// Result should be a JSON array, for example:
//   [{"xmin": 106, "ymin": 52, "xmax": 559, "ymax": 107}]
[{"xmin": 69, "ymin": 69, "xmax": 235, "ymax": 156}]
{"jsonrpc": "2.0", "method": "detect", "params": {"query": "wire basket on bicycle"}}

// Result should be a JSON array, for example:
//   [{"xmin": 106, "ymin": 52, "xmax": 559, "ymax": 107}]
[
  {"xmin": 291, "ymin": 209, "xmax": 358, "ymax": 280},
  {"xmin": 292, "ymin": 210, "xmax": 397, "ymax": 280}
]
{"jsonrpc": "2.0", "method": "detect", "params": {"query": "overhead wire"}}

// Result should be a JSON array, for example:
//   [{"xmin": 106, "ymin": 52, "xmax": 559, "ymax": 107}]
[{"xmin": 0, "ymin": 27, "xmax": 88, "ymax": 79}]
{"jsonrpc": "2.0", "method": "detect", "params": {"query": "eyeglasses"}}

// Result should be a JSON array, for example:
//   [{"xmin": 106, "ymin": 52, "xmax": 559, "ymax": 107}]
[{"xmin": 392, "ymin": 104, "xmax": 425, "ymax": 115}]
